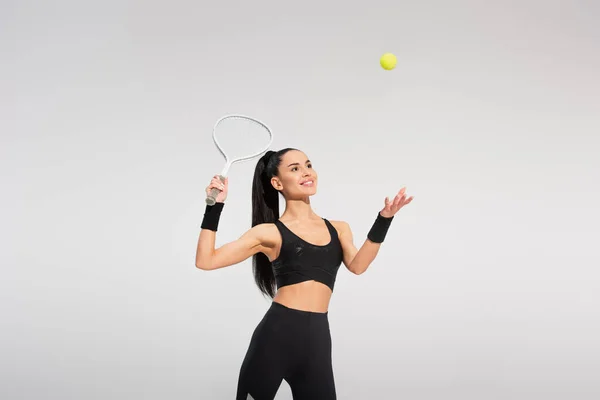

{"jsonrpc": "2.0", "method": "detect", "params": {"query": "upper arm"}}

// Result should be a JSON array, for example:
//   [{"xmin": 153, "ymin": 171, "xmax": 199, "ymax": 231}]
[
  {"xmin": 208, "ymin": 224, "xmax": 275, "ymax": 270},
  {"xmin": 332, "ymin": 220, "xmax": 359, "ymax": 270}
]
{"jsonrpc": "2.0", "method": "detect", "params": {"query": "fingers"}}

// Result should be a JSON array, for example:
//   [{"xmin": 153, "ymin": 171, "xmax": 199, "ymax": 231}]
[
  {"xmin": 216, "ymin": 175, "xmax": 226, "ymax": 183},
  {"xmin": 393, "ymin": 188, "xmax": 405, "ymax": 207},
  {"xmin": 212, "ymin": 177, "xmax": 226, "ymax": 190},
  {"xmin": 389, "ymin": 187, "xmax": 413, "ymax": 209},
  {"xmin": 206, "ymin": 175, "xmax": 227, "ymax": 193}
]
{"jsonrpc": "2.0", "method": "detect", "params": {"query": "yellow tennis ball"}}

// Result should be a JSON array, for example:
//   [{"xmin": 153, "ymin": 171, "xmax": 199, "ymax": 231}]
[{"xmin": 380, "ymin": 53, "xmax": 397, "ymax": 70}]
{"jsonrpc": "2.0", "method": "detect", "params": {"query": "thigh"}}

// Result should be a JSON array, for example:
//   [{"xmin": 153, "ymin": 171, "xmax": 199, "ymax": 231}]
[
  {"xmin": 236, "ymin": 352, "xmax": 284, "ymax": 400},
  {"xmin": 287, "ymin": 324, "xmax": 336, "ymax": 400},
  {"xmin": 236, "ymin": 311, "xmax": 291, "ymax": 400},
  {"xmin": 287, "ymin": 360, "xmax": 336, "ymax": 400}
]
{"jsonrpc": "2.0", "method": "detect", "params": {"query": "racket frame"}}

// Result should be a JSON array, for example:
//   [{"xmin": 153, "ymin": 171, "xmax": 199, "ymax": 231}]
[{"xmin": 206, "ymin": 114, "xmax": 273, "ymax": 205}]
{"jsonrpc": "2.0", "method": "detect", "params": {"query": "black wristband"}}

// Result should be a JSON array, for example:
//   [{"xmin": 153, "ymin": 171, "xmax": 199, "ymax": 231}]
[
  {"xmin": 367, "ymin": 213, "xmax": 394, "ymax": 243},
  {"xmin": 201, "ymin": 202, "xmax": 224, "ymax": 231}
]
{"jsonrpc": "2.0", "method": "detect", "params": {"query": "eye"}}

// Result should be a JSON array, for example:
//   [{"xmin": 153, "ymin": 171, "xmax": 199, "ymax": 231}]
[
  {"xmin": 291, "ymin": 167, "xmax": 298, "ymax": 172},
  {"xmin": 307, "ymin": 163, "xmax": 312, "ymax": 169}
]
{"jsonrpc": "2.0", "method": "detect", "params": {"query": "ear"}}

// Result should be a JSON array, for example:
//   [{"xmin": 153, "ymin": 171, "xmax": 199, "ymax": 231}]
[{"xmin": 270, "ymin": 176, "xmax": 283, "ymax": 191}]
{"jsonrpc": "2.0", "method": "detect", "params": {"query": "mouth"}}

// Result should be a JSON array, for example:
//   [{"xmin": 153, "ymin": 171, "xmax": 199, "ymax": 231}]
[{"xmin": 300, "ymin": 180, "xmax": 315, "ymax": 187}]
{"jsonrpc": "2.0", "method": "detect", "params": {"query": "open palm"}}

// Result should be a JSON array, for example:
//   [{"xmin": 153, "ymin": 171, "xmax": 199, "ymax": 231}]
[{"xmin": 380, "ymin": 187, "xmax": 413, "ymax": 218}]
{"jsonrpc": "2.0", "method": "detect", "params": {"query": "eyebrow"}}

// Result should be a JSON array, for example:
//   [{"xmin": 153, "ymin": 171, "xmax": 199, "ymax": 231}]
[{"xmin": 287, "ymin": 160, "xmax": 311, "ymax": 167}]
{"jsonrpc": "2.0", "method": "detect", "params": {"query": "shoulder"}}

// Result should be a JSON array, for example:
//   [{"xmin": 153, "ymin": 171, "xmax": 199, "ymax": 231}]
[
  {"xmin": 328, "ymin": 220, "xmax": 352, "ymax": 236},
  {"xmin": 247, "ymin": 222, "xmax": 281, "ymax": 247}
]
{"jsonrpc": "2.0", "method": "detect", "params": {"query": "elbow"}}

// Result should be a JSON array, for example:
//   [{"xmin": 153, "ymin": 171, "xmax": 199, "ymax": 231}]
[
  {"xmin": 195, "ymin": 251, "xmax": 215, "ymax": 270},
  {"xmin": 348, "ymin": 261, "xmax": 369, "ymax": 275},
  {"xmin": 348, "ymin": 264, "xmax": 365, "ymax": 275},
  {"xmin": 195, "ymin": 260, "xmax": 212, "ymax": 271}
]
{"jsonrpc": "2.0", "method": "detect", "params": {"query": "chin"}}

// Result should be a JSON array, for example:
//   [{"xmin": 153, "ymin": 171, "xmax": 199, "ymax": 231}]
[{"xmin": 296, "ymin": 186, "xmax": 317, "ymax": 198}]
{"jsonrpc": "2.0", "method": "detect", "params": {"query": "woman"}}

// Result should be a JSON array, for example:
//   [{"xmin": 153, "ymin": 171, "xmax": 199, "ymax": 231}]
[{"xmin": 196, "ymin": 148, "xmax": 413, "ymax": 400}]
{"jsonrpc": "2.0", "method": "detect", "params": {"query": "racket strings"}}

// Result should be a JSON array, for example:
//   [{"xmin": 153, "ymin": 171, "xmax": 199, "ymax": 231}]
[{"xmin": 213, "ymin": 116, "xmax": 272, "ymax": 162}]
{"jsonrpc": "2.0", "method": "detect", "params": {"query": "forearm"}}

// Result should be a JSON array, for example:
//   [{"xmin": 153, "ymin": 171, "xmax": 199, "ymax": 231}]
[
  {"xmin": 349, "ymin": 212, "xmax": 394, "ymax": 275},
  {"xmin": 348, "ymin": 239, "xmax": 382, "ymax": 275},
  {"xmin": 195, "ymin": 202, "xmax": 224, "ymax": 270},
  {"xmin": 195, "ymin": 229, "xmax": 216, "ymax": 269}
]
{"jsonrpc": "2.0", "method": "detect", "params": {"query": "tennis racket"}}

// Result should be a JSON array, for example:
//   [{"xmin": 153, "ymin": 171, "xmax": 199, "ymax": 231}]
[{"xmin": 205, "ymin": 114, "xmax": 274, "ymax": 205}]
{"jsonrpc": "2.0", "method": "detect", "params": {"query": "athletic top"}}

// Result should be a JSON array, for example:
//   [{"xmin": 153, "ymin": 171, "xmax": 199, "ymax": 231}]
[{"xmin": 271, "ymin": 218, "xmax": 344, "ymax": 292}]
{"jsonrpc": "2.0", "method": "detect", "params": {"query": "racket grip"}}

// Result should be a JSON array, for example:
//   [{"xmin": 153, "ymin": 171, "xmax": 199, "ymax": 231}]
[{"xmin": 205, "ymin": 175, "xmax": 225, "ymax": 206}]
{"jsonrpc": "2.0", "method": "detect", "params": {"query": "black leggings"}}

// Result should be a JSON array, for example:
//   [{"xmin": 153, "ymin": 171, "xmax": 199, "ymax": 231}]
[{"xmin": 236, "ymin": 301, "xmax": 336, "ymax": 400}]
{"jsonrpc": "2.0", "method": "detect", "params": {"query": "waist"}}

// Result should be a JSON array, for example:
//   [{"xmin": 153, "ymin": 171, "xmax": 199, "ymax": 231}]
[
  {"xmin": 269, "ymin": 300, "xmax": 329, "ymax": 318},
  {"xmin": 273, "ymin": 280, "xmax": 332, "ymax": 313}
]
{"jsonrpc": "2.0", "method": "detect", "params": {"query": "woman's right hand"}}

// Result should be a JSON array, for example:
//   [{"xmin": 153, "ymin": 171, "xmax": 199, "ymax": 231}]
[{"xmin": 205, "ymin": 175, "xmax": 228, "ymax": 203}]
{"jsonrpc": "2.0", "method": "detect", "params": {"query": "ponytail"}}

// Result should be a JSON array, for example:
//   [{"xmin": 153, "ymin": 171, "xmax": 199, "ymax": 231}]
[{"xmin": 251, "ymin": 148, "xmax": 295, "ymax": 298}]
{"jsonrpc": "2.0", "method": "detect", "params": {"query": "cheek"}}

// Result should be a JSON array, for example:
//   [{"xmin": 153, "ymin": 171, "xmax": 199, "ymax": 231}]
[{"xmin": 280, "ymin": 176, "xmax": 296, "ymax": 188}]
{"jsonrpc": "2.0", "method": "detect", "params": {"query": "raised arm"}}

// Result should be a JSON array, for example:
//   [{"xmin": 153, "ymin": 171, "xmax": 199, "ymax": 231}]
[
  {"xmin": 195, "ymin": 174, "xmax": 273, "ymax": 271},
  {"xmin": 335, "ymin": 187, "xmax": 414, "ymax": 275},
  {"xmin": 195, "ymin": 222, "xmax": 272, "ymax": 271},
  {"xmin": 334, "ymin": 221, "xmax": 383, "ymax": 275}
]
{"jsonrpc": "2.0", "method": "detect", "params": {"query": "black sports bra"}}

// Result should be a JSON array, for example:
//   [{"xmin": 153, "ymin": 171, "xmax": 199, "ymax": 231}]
[{"xmin": 271, "ymin": 218, "xmax": 344, "ymax": 292}]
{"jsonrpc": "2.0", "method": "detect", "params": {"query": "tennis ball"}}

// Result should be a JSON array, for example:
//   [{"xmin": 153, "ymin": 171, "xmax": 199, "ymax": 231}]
[{"xmin": 380, "ymin": 53, "xmax": 397, "ymax": 70}]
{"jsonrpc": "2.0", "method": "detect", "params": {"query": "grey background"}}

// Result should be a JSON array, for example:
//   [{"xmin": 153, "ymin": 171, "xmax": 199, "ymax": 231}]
[{"xmin": 2, "ymin": 0, "xmax": 599, "ymax": 399}]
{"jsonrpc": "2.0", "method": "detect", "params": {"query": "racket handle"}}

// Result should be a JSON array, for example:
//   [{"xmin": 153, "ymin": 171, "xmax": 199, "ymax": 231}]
[{"xmin": 205, "ymin": 175, "xmax": 225, "ymax": 206}]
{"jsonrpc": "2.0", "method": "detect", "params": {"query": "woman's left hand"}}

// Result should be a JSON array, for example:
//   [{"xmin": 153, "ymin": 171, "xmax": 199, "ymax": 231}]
[{"xmin": 380, "ymin": 187, "xmax": 414, "ymax": 218}]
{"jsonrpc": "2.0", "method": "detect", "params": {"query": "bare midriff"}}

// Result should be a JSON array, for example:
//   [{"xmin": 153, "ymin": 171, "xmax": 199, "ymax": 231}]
[{"xmin": 272, "ymin": 280, "xmax": 332, "ymax": 313}]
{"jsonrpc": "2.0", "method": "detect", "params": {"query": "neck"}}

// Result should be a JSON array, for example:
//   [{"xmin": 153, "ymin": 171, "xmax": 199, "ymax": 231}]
[{"xmin": 280, "ymin": 198, "xmax": 318, "ymax": 221}]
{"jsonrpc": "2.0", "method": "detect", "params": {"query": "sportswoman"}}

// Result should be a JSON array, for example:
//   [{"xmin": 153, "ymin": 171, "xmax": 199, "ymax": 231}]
[{"xmin": 196, "ymin": 148, "xmax": 413, "ymax": 400}]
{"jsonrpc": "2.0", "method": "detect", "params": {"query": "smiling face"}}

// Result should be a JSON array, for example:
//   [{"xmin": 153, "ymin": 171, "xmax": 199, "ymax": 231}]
[{"xmin": 271, "ymin": 150, "xmax": 318, "ymax": 199}]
